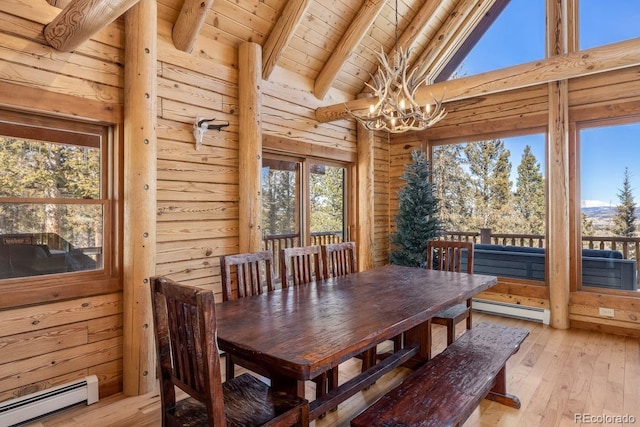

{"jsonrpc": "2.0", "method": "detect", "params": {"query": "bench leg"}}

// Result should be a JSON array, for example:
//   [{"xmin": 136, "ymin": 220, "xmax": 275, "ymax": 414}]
[{"xmin": 486, "ymin": 365, "xmax": 521, "ymax": 409}]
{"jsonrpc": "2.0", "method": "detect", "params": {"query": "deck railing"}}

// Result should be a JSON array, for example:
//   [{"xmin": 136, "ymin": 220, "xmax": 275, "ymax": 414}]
[
  {"xmin": 262, "ymin": 231, "xmax": 343, "ymax": 279},
  {"xmin": 441, "ymin": 228, "xmax": 640, "ymax": 286}
]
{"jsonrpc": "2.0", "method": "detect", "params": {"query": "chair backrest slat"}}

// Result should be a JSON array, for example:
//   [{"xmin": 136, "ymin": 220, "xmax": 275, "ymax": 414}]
[
  {"xmin": 220, "ymin": 251, "xmax": 274, "ymax": 301},
  {"xmin": 426, "ymin": 240, "xmax": 474, "ymax": 274},
  {"xmin": 280, "ymin": 245, "xmax": 323, "ymax": 287},
  {"xmin": 322, "ymin": 242, "xmax": 357, "ymax": 278}
]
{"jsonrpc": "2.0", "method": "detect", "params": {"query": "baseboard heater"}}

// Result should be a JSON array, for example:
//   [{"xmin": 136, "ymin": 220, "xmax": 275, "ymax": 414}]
[
  {"xmin": 473, "ymin": 298, "xmax": 550, "ymax": 325},
  {"xmin": 0, "ymin": 375, "xmax": 99, "ymax": 426}
]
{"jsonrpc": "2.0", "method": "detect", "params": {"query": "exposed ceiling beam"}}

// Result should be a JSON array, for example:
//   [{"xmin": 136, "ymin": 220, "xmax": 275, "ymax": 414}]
[
  {"xmin": 413, "ymin": 0, "xmax": 498, "ymax": 80},
  {"xmin": 363, "ymin": 0, "xmax": 446, "ymax": 91},
  {"xmin": 314, "ymin": 0, "xmax": 387, "ymax": 100},
  {"xmin": 172, "ymin": 0, "xmax": 214, "ymax": 53},
  {"xmin": 44, "ymin": 0, "xmax": 140, "ymax": 52},
  {"xmin": 396, "ymin": 0, "xmax": 443, "ymax": 53},
  {"xmin": 262, "ymin": 0, "xmax": 312, "ymax": 81},
  {"xmin": 315, "ymin": 37, "xmax": 640, "ymax": 123}
]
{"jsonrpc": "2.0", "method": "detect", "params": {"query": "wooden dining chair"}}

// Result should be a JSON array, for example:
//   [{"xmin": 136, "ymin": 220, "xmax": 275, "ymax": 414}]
[
  {"xmin": 150, "ymin": 276, "xmax": 309, "ymax": 427},
  {"xmin": 322, "ymin": 241, "xmax": 357, "ymax": 279},
  {"xmin": 220, "ymin": 250, "xmax": 275, "ymax": 381},
  {"xmin": 427, "ymin": 240, "xmax": 475, "ymax": 345},
  {"xmin": 220, "ymin": 250, "xmax": 275, "ymax": 302},
  {"xmin": 280, "ymin": 245, "xmax": 324, "ymax": 287},
  {"xmin": 280, "ymin": 245, "xmax": 337, "ymax": 406},
  {"xmin": 321, "ymin": 242, "xmax": 375, "ymax": 373}
]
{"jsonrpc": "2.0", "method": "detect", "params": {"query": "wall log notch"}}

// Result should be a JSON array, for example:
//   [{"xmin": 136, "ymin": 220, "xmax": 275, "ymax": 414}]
[{"xmin": 123, "ymin": 0, "xmax": 157, "ymax": 396}]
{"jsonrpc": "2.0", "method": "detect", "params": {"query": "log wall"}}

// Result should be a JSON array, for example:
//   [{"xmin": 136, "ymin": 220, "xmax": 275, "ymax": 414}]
[{"xmin": 0, "ymin": 1, "xmax": 125, "ymax": 403}]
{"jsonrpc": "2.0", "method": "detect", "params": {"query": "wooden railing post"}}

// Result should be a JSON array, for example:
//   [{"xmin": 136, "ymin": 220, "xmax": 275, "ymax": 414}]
[{"xmin": 480, "ymin": 228, "xmax": 492, "ymax": 244}]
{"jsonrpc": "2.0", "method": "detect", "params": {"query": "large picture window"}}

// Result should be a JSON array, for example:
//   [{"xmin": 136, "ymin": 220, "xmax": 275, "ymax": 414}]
[
  {"xmin": 0, "ymin": 109, "xmax": 120, "ymax": 307},
  {"xmin": 578, "ymin": 121, "xmax": 640, "ymax": 293},
  {"xmin": 432, "ymin": 133, "xmax": 546, "ymax": 283}
]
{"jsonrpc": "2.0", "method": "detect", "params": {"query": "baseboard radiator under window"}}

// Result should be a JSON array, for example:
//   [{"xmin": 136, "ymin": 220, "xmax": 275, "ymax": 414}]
[
  {"xmin": 0, "ymin": 375, "xmax": 99, "ymax": 426},
  {"xmin": 472, "ymin": 299, "xmax": 550, "ymax": 325}
]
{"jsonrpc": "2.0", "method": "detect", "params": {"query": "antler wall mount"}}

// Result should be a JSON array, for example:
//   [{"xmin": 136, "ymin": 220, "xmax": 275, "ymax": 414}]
[{"xmin": 193, "ymin": 117, "xmax": 230, "ymax": 150}]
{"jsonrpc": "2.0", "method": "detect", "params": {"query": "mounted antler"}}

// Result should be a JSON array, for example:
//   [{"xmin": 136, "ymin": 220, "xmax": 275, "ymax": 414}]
[{"xmin": 347, "ymin": 47, "xmax": 446, "ymax": 133}]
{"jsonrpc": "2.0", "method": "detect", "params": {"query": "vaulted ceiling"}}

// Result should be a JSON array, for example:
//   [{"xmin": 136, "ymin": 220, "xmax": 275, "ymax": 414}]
[
  {"xmin": 45, "ymin": 0, "xmax": 504, "ymax": 101},
  {"xmin": 163, "ymin": 0, "xmax": 502, "ymax": 99}
]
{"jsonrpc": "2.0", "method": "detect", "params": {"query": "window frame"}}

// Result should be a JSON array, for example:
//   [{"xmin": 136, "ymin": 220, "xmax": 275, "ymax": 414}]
[
  {"xmin": 0, "ymin": 109, "xmax": 122, "ymax": 308},
  {"xmin": 572, "ymin": 115, "xmax": 640, "ymax": 296}
]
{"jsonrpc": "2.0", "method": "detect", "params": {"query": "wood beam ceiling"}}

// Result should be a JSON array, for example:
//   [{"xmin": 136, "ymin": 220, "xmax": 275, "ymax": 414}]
[
  {"xmin": 314, "ymin": 0, "xmax": 387, "ymax": 99},
  {"xmin": 172, "ymin": 0, "xmax": 214, "ymax": 53},
  {"xmin": 315, "ymin": 37, "xmax": 640, "ymax": 122},
  {"xmin": 44, "ymin": 0, "xmax": 140, "ymax": 52},
  {"xmin": 262, "ymin": 0, "xmax": 313, "ymax": 80},
  {"xmin": 413, "ymin": 0, "xmax": 498, "ymax": 80}
]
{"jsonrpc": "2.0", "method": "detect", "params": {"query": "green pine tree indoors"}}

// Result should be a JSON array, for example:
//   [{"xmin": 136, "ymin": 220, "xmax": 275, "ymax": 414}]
[{"xmin": 390, "ymin": 149, "xmax": 441, "ymax": 267}]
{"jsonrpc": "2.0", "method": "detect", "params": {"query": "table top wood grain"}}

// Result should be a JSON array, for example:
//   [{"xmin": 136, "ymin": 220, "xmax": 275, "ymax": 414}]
[{"xmin": 215, "ymin": 264, "xmax": 497, "ymax": 381}]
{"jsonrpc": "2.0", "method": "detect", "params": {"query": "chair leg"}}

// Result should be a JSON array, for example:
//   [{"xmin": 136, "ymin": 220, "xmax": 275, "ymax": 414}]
[
  {"xmin": 225, "ymin": 354, "xmax": 235, "ymax": 380},
  {"xmin": 393, "ymin": 333, "xmax": 403, "ymax": 352},
  {"xmin": 360, "ymin": 348, "xmax": 376, "ymax": 372},
  {"xmin": 446, "ymin": 320, "xmax": 456, "ymax": 345}
]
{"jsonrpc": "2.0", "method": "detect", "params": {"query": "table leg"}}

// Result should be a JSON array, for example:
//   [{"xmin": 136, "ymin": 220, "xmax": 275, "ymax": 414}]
[
  {"xmin": 404, "ymin": 319, "xmax": 431, "ymax": 362},
  {"xmin": 269, "ymin": 373, "xmax": 305, "ymax": 399}
]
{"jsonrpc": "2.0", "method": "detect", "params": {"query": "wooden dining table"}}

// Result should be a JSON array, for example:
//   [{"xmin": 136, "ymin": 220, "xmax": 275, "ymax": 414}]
[{"xmin": 214, "ymin": 264, "xmax": 497, "ymax": 420}]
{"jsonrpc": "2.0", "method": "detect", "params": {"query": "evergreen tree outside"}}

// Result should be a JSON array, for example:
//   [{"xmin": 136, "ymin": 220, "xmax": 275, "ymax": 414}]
[
  {"xmin": 582, "ymin": 212, "xmax": 595, "ymax": 236},
  {"xmin": 310, "ymin": 165, "xmax": 344, "ymax": 237},
  {"xmin": 390, "ymin": 149, "xmax": 441, "ymax": 267},
  {"xmin": 261, "ymin": 163, "xmax": 297, "ymax": 237},
  {"xmin": 612, "ymin": 167, "xmax": 637, "ymax": 237},
  {"xmin": 0, "ymin": 136, "xmax": 101, "ymax": 249},
  {"xmin": 432, "ymin": 144, "xmax": 473, "ymax": 231},
  {"xmin": 463, "ymin": 139, "xmax": 514, "ymax": 231},
  {"xmin": 513, "ymin": 145, "xmax": 545, "ymax": 234}
]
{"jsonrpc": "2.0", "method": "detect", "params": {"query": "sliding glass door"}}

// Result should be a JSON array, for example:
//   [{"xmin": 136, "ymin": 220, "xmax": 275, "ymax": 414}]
[{"xmin": 262, "ymin": 154, "xmax": 350, "ymax": 279}]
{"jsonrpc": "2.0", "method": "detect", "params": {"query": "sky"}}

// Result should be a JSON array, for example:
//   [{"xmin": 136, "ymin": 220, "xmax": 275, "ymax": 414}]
[{"xmin": 450, "ymin": 0, "xmax": 640, "ymax": 207}]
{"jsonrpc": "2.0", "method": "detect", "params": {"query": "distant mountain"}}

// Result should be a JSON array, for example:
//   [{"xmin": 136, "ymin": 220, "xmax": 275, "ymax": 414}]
[
  {"xmin": 581, "ymin": 199, "xmax": 613, "ymax": 208},
  {"xmin": 582, "ymin": 204, "xmax": 640, "ymax": 233}
]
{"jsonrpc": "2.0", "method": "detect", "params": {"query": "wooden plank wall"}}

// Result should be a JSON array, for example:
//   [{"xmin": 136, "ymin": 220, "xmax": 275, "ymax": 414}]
[
  {"xmin": 0, "ymin": 2, "xmax": 125, "ymax": 402},
  {"xmin": 388, "ymin": 66, "xmax": 640, "ymax": 336},
  {"xmin": 0, "ymin": 1, "xmax": 364, "ymax": 404},
  {"xmin": 154, "ymin": 15, "xmax": 359, "ymax": 294},
  {"xmin": 373, "ymin": 132, "xmax": 390, "ymax": 267}
]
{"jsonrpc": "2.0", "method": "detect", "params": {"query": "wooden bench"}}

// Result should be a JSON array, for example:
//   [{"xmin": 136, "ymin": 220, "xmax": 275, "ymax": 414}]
[{"xmin": 351, "ymin": 322, "xmax": 529, "ymax": 427}]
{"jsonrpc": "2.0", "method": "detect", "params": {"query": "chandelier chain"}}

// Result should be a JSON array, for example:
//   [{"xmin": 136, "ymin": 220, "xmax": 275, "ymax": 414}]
[{"xmin": 345, "ymin": 0, "xmax": 446, "ymax": 133}]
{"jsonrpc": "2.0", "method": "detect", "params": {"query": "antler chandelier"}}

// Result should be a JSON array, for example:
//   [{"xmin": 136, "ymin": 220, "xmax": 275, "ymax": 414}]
[{"xmin": 347, "ymin": 0, "xmax": 446, "ymax": 133}]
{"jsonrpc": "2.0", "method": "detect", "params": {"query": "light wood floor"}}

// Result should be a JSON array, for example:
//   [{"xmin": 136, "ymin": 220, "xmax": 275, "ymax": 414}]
[{"xmin": 23, "ymin": 313, "xmax": 640, "ymax": 427}]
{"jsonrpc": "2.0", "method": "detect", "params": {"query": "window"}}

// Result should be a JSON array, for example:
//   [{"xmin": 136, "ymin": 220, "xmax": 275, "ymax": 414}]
[
  {"xmin": 579, "ymin": 121, "xmax": 640, "ymax": 293},
  {"xmin": 432, "ymin": 133, "xmax": 546, "ymax": 283},
  {"xmin": 578, "ymin": 0, "xmax": 640, "ymax": 50},
  {"xmin": 437, "ymin": 0, "xmax": 545, "ymax": 81},
  {"xmin": 0, "ymin": 109, "xmax": 120, "ymax": 307},
  {"xmin": 261, "ymin": 153, "xmax": 351, "ymax": 279}
]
